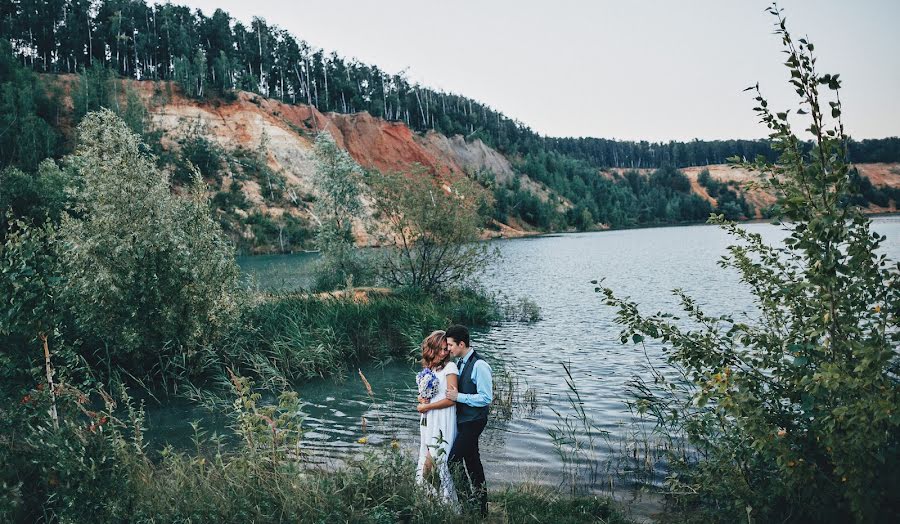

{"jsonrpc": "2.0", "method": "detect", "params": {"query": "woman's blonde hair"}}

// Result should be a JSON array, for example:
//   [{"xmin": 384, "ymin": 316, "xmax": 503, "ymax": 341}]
[{"xmin": 420, "ymin": 330, "xmax": 447, "ymax": 369}]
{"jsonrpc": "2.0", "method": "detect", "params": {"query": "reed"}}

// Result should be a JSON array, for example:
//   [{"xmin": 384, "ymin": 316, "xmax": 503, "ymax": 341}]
[
  {"xmin": 2, "ymin": 373, "xmax": 633, "ymax": 523},
  {"xmin": 203, "ymin": 287, "xmax": 503, "ymax": 391}
]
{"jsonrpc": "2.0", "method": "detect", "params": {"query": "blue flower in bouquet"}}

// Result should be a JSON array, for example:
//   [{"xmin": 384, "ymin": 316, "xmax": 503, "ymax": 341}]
[{"xmin": 416, "ymin": 368, "xmax": 439, "ymax": 426}]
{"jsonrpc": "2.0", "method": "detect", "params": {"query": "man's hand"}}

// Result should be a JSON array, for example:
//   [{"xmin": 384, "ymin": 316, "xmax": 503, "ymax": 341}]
[
  {"xmin": 446, "ymin": 385, "xmax": 459, "ymax": 402},
  {"xmin": 416, "ymin": 403, "xmax": 429, "ymax": 413}
]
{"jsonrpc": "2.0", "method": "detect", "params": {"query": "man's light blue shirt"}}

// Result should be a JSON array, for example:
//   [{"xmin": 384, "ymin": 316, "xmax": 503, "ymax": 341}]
[{"xmin": 457, "ymin": 349, "xmax": 493, "ymax": 408}]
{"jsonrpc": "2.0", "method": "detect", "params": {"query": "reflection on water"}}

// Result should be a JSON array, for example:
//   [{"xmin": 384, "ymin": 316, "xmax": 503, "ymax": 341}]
[{"xmin": 147, "ymin": 217, "xmax": 900, "ymax": 514}]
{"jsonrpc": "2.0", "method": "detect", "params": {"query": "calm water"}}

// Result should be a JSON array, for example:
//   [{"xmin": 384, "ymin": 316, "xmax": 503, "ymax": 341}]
[{"xmin": 148, "ymin": 217, "xmax": 900, "ymax": 512}]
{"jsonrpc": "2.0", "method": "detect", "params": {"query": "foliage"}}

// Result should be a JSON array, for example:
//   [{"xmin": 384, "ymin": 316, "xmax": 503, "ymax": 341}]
[
  {"xmin": 228, "ymin": 371, "xmax": 302, "ymax": 460},
  {"xmin": 59, "ymin": 109, "xmax": 240, "ymax": 379},
  {"xmin": 0, "ymin": 381, "xmax": 146, "ymax": 523},
  {"xmin": 0, "ymin": 159, "xmax": 70, "ymax": 238},
  {"xmin": 0, "ymin": 217, "xmax": 70, "ymax": 397},
  {"xmin": 697, "ymin": 169, "xmax": 755, "ymax": 220},
  {"xmin": 369, "ymin": 167, "xmax": 497, "ymax": 293},
  {"xmin": 501, "ymin": 294, "xmax": 543, "ymax": 323},
  {"xmin": 600, "ymin": 8, "xmax": 900, "ymax": 523},
  {"xmin": 71, "ymin": 60, "xmax": 116, "ymax": 124},
  {"xmin": 517, "ymin": 152, "xmax": 713, "ymax": 228},
  {"xmin": 175, "ymin": 132, "xmax": 225, "ymax": 184},
  {"xmin": 311, "ymin": 132, "xmax": 369, "ymax": 290},
  {"xmin": 220, "ymin": 287, "xmax": 500, "ymax": 386},
  {"xmin": 0, "ymin": 39, "xmax": 59, "ymax": 172},
  {"xmin": 490, "ymin": 485, "xmax": 630, "ymax": 524}
]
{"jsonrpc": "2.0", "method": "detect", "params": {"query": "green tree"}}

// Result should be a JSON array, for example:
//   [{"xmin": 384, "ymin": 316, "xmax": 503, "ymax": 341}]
[
  {"xmin": 71, "ymin": 61, "xmax": 116, "ymax": 123},
  {"xmin": 0, "ymin": 218, "xmax": 66, "ymax": 416},
  {"xmin": 59, "ymin": 109, "xmax": 239, "ymax": 378},
  {"xmin": 369, "ymin": 167, "xmax": 496, "ymax": 293},
  {"xmin": 311, "ymin": 132, "xmax": 367, "ymax": 290},
  {"xmin": 0, "ymin": 159, "xmax": 70, "ymax": 238},
  {"xmin": 0, "ymin": 39, "xmax": 59, "ymax": 171},
  {"xmin": 601, "ymin": 8, "xmax": 899, "ymax": 522}
]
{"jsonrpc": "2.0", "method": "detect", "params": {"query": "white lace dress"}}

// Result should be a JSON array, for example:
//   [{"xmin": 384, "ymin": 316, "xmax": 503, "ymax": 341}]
[{"xmin": 415, "ymin": 361, "xmax": 459, "ymax": 503}]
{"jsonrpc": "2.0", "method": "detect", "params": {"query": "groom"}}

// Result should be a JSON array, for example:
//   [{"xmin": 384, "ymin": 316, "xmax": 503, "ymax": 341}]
[{"xmin": 445, "ymin": 324, "xmax": 492, "ymax": 516}]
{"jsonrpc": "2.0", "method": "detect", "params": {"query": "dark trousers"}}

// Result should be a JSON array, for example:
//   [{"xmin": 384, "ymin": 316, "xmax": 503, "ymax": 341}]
[{"xmin": 448, "ymin": 418, "xmax": 488, "ymax": 515}]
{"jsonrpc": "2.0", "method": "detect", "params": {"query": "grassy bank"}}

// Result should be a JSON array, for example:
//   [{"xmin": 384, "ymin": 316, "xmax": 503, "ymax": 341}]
[
  {"xmin": 1, "ymin": 374, "xmax": 629, "ymax": 524},
  {"xmin": 213, "ymin": 286, "xmax": 503, "ymax": 389}
]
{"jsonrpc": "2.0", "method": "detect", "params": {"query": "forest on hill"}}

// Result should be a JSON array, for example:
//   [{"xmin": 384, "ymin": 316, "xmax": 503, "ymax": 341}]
[{"xmin": 2, "ymin": 0, "xmax": 899, "ymax": 242}]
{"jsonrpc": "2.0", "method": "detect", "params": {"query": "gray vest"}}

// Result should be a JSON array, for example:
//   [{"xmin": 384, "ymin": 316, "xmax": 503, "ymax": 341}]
[{"xmin": 457, "ymin": 351, "xmax": 489, "ymax": 424}]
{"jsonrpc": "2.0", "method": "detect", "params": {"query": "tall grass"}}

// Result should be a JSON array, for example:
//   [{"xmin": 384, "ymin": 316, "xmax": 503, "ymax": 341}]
[
  {"xmin": 2, "ymin": 374, "xmax": 633, "ymax": 523},
  {"xmin": 218, "ymin": 287, "xmax": 501, "ymax": 388}
]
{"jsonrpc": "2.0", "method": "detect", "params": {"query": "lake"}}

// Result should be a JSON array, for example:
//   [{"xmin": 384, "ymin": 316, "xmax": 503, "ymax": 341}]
[{"xmin": 147, "ymin": 216, "xmax": 900, "ymax": 514}]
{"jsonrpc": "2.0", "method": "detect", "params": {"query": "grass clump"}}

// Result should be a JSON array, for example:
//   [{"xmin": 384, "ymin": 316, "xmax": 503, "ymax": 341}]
[
  {"xmin": 489, "ymin": 485, "xmax": 632, "ymax": 524},
  {"xmin": 222, "ymin": 286, "xmax": 502, "ymax": 385}
]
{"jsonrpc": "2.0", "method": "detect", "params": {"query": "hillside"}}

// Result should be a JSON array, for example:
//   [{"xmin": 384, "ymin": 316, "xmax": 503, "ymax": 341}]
[
  {"xmin": 607, "ymin": 163, "xmax": 900, "ymax": 219},
  {"xmin": 120, "ymin": 79, "xmax": 559, "ymax": 251},
  {"xmin": 60, "ymin": 77, "xmax": 900, "ymax": 252},
  {"xmin": 3, "ymin": 37, "xmax": 899, "ymax": 254}
]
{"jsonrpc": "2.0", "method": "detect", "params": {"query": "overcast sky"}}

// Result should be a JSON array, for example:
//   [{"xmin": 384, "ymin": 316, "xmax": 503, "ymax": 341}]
[{"xmin": 176, "ymin": 0, "xmax": 899, "ymax": 142}]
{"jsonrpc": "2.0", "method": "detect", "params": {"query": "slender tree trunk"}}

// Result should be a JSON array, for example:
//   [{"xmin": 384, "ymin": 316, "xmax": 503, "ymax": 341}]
[{"xmin": 40, "ymin": 333, "xmax": 59, "ymax": 429}]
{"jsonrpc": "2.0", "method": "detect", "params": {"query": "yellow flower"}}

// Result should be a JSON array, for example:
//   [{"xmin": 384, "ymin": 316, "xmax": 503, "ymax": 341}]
[
  {"xmin": 391, "ymin": 440, "xmax": 400, "ymax": 450},
  {"xmin": 357, "ymin": 436, "xmax": 368, "ymax": 445},
  {"xmin": 873, "ymin": 304, "xmax": 882, "ymax": 313}
]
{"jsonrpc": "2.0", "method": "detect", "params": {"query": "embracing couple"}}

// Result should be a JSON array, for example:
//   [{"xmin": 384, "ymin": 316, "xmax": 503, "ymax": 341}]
[{"xmin": 415, "ymin": 325, "xmax": 492, "ymax": 515}]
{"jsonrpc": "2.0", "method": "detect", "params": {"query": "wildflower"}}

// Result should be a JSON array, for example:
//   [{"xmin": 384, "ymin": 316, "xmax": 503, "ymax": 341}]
[
  {"xmin": 357, "ymin": 436, "xmax": 368, "ymax": 445},
  {"xmin": 873, "ymin": 304, "xmax": 882, "ymax": 313},
  {"xmin": 391, "ymin": 440, "xmax": 400, "ymax": 450},
  {"xmin": 777, "ymin": 428, "xmax": 786, "ymax": 437},
  {"xmin": 20, "ymin": 394, "xmax": 32, "ymax": 404}
]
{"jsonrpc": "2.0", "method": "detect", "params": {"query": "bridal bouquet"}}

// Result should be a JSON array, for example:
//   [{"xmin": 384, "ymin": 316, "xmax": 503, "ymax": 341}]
[{"xmin": 416, "ymin": 368, "xmax": 439, "ymax": 426}]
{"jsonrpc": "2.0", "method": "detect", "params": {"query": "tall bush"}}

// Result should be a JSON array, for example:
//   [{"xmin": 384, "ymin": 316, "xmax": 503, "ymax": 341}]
[
  {"xmin": 59, "ymin": 109, "xmax": 239, "ymax": 378},
  {"xmin": 311, "ymin": 132, "xmax": 368, "ymax": 290},
  {"xmin": 369, "ymin": 167, "xmax": 496, "ymax": 293},
  {"xmin": 601, "ymin": 7, "xmax": 899, "ymax": 523}
]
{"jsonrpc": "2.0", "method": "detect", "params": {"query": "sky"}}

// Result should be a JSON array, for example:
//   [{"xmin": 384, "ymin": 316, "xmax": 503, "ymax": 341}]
[{"xmin": 175, "ymin": 0, "xmax": 900, "ymax": 142}]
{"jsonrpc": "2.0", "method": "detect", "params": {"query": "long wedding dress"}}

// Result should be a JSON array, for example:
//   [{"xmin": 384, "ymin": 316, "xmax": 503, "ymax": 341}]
[{"xmin": 415, "ymin": 361, "xmax": 459, "ymax": 504}]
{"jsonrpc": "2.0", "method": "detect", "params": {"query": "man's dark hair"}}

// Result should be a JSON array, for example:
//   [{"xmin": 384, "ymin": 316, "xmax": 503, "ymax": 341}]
[{"xmin": 445, "ymin": 324, "xmax": 470, "ymax": 347}]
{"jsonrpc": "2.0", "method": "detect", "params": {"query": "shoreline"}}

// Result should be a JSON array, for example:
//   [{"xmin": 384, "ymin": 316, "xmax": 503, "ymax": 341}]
[{"xmin": 237, "ymin": 211, "xmax": 900, "ymax": 257}]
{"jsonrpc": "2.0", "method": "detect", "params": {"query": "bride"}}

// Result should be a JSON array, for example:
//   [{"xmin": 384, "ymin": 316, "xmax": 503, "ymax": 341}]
[{"xmin": 415, "ymin": 330, "xmax": 458, "ymax": 503}]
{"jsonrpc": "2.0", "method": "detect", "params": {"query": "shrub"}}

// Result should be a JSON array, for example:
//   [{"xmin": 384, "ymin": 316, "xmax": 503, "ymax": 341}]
[
  {"xmin": 311, "ymin": 132, "xmax": 369, "ymax": 290},
  {"xmin": 0, "ymin": 159, "xmax": 70, "ymax": 238},
  {"xmin": 601, "ymin": 9, "xmax": 900, "ymax": 523},
  {"xmin": 369, "ymin": 167, "xmax": 497, "ymax": 293},
  {"xmin": 0, "ymin": 383, "xmax": 145, "ymax": 523},
  {"xmin": 175, "ymin": 134, "xmax": 225, "ymax": 184},
  {"xmin": 59, "ymin": 110, "xmax": 240, "ymax": 379}
]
